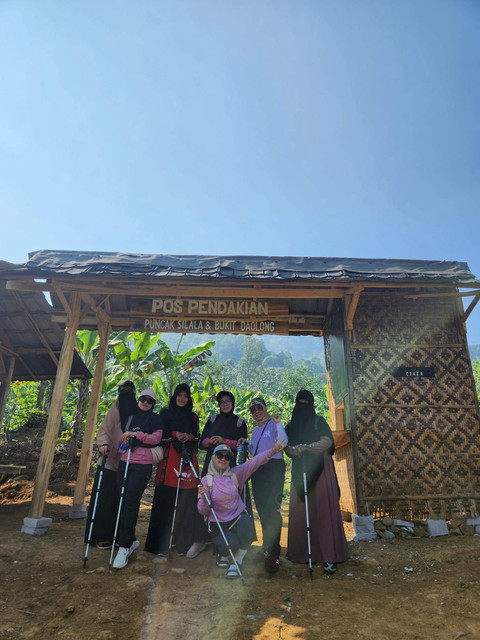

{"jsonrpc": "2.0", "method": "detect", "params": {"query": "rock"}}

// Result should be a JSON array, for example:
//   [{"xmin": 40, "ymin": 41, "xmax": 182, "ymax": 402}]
[
  {"xmin": 383, "ymin": 530, "xmax": 395, "ymax": 540},
  {"xmin": 382, "ymin": 516, "xmax": 393, "ymax": 527},
  {"xmin": 153, "ymin": 556, "xmax": 167, "ymax": 564},
  {"xmin": 95, "ymin": 566, "xmax": 107, "ymax": 573},
  {"xmin": 171, "ymin": 567, "xmax": 186, "ymax": 575},
  {"xmin": 413, "ymin": 525, "xmax": 427, "ymax": 538},
  {"xmin": 450, "ymin": 517, "xmax": 465, "ymax": 528},
  {"xmin": 459, "ymin": 524, "xmax": 475, "ymax": 536},
  {"xmin": 374, "ymin": 521, "xmax": 386, "ymax": 531},
  {"xmin": 449, "ymin": 527, "xmax": 462, "ymax": 536}
]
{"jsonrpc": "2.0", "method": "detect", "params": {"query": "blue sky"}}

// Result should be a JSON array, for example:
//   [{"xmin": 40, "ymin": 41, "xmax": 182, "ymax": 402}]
[{"xmin": 1, "ymin": 0, "xmax": 479, "ymax": 343}]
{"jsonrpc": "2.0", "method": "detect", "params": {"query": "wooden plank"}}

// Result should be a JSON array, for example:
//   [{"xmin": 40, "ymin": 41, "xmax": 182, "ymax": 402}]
[
  {"xmin": 0, "ymin": 464, "xmax": 26, "ymax": 474},
  {"xmin": 71, "ymin": 321, "xmax": 110, "ymax": 513},
  {"xmin": 0, "ymin": 357, "xmax": 15, "ymax": 430},
  {"xmin": 462, "ymin": 294, "xmax": 480, "ymax": 324},
  {"xmin": 345, "ymin": 288, "xmax": 363, "ymax": 330},
  {"xmin": 28, "ymin": 293, "xmax": 81, "ymax": 519},
  {"xmin": 131, "ymin": 297, "xmax": 289, "ymax": 316},
  {"xmin": 13, "ymin": 291, "xmax": 59, "ymax": 367},
  {"xmin": 332, "ymin": 430, "xmax": 351, "ymax": 449},
  {"xmin": 80, "ymin": 293, "xmax": 111, "ymax": 325}
]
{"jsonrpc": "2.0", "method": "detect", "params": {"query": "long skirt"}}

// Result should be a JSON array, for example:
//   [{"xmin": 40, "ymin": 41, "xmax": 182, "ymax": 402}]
[
  {"xmin": 286, "ymin": 453, "xmax": 349, "ymax": 564},
  {"xmin": 84, "ymin": 466, "xmax": 119, "ymax": 545},
  {"xmin": 145, "ymin": 484, "xmax": 199, "ymax": 555}
]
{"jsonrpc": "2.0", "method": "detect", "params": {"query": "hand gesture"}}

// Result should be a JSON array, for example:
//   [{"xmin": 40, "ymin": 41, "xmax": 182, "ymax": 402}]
[
  {"xmin": 272, "ymin": 412, "xmax": 282, "ymax": 424},
  {"xmin": 197, "ymin": 483, "xmax": 208, "ymax": 501},
  {"xmin": 272, "ymin": 439, "xmax": 285, "ymax": 455},
  {"xmin": 122, "ymin": 431, "xmax": 135, "ymax": 444}
]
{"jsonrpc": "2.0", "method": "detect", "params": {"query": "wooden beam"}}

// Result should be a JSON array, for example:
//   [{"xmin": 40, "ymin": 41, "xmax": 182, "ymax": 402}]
[
  {"xmin": 71, "ymin": 321, "xmax": 110, "ymax": 516},
  {"xmin": 405, "ymin": 289, "xmax": 480, "ymax": 299},
  {"xmin": 28, "ymin": 293, "xmax": 81, "ymax": 520},
  {"xmin": 462, "ymin": 294, "xmax": 480, "ymax": 324},
  {"xmin": 0, "ymin": 324, "xmax": 38, "ymax": 381},
  {"xmin": 80, "ymin": 293, "xmax": 111, "ymax": 325},
  {"xmin": 0, "ymin": 356, "xmax": 15, "ymax": 431},
  {"xmin": 53, "ymin": 282, "xmax": 72, "ymax": 317},
  {"xmin": 345, "ymin": 288, "xmax": 363, "ymax": 330},
  {"xmin": 13, "ymin": 291, "xmax": 59, "ymax": 367}
]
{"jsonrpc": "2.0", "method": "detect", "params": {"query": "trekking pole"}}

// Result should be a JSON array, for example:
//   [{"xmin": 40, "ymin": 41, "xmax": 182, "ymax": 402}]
[
  {"xmin": 182, "ymin": 449, "xmax": 244, "ymax": 583},
  {"xmin": 83, "ymin": 454, "xmax": 107, "ymax": 569},
  {"xmin": 168, "ymin": 443, "xmax": 185, "ymax": 553},
  {"xmin": 109, "ymin": 438, "xmax": 133, "ymax": 568},
  {"xmin": 302, "ymin": 461, "xmax": 313, "ymax": 580}
]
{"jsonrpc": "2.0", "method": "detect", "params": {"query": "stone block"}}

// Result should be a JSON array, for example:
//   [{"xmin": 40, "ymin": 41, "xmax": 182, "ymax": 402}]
[
  {"xmin": 393, "ymin": 519, "xmax": 414, "ymax": 533},
  {"xmin": 465, "ymin": 517, "xmax": 480, "ymax": 526},
  {"xmin": 427, "ymin": 518, "xmax": 449, "ymax": 537},
  {"xmin": 69, "ymin": 504, "xmax": 88, "ymax": 519},
  {"xmin": 352, "ymin": 514, "xmax": 377, "ymax": 541},
  {"xmin": 21, "ymin": 517, "xmax": 53, "ymax": 536}
]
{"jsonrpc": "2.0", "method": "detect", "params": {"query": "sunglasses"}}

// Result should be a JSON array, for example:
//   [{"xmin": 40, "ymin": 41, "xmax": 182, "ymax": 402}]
[
  {"xmin": 250, "ymin": 404, "xmax": 264, "ymax": 413},
  {"xmin": 215, "ymin": 453, "xmax": 232, "ymax": 461},
  {"xmin": 139, "ymin": 396, "xmax": 155, "ymax": 405}
]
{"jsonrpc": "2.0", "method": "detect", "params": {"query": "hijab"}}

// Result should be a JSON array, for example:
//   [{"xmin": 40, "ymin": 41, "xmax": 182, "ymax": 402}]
[
  {"xmin": 285, "ymin": 390, "xmax": 335, "ymax": 500},
  {"xmin": 161, "ymin": 383, "xmax": 198, "ymax": 451},
  {"xmin": 118, "ymin": 380, "xmax": 139, "ymax": 428}
]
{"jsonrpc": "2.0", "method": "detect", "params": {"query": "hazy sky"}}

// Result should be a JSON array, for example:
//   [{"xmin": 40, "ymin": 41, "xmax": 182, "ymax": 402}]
[{"xmin": 1, "ymin": 1, "xmax": 479, "ymax": 342}]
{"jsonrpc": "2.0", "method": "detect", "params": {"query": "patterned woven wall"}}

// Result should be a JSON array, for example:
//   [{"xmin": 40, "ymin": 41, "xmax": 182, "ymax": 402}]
[{"xmin": 351, "ymin": 292, "xmax": 480, "ymax": 519}]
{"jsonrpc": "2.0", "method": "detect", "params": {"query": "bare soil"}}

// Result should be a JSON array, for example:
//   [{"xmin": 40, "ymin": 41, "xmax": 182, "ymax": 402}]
[{"xmin": 1, "ymin": 430, "xmax": 479, "ymax": 640}]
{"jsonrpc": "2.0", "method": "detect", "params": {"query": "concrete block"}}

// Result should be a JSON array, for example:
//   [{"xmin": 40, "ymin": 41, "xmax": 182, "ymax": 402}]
[
  {"xmin": 21, "ymin": 517, "xmax": 52, "ymax": 536},
  {"xmin": 69, "ymin": 504, "xmax": 88, "ymax": 519},
  {"xmin": 427, "ymin": 518, "xmax": 448, "ymax": 537},
  {"xmin": 352, "ymin": 514, "xmax": 377, "ymax": 541},
  {"xmin": 465, "ymin": 517, "xmax": 480, "ymax": 526}
]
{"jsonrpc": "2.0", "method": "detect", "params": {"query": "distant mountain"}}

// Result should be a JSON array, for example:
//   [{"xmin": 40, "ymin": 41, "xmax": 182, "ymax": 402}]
[
  {"xmin": 160, "ymin": 333, "xmax": 325, "ymax": 365},
  {"xmin": 469, "ymin": 344, "xmax": 480, "ymax": 360}
]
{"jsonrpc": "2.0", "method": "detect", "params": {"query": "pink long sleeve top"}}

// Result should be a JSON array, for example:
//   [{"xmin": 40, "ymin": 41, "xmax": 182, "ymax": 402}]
[{"xmin": 197, "ymin": 448, "xmax": 273, "ymax": 523}]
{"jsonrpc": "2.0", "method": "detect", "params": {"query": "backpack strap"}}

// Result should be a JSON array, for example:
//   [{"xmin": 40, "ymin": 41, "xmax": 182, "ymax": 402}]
[{"xmin": 205, "ymin": 473, "xmax": 239, "ymax": 491}]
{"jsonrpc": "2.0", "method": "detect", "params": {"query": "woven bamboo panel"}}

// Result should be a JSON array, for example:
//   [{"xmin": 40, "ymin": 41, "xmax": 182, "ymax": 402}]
[{"xmin": 351, "ymin": 293, "xmax": 480, "ymax": 519}]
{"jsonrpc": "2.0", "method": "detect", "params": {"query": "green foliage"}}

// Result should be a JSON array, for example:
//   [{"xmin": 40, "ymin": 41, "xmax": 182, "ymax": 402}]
[{"xmin": 473, "ymin": 357, "xmax": 480, "ymax": 402}]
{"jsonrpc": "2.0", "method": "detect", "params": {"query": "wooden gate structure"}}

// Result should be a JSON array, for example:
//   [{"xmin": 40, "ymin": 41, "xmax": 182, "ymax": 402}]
[{"xmin": 1, "ymin": 250, "xmax": 480, "ymax": 532}]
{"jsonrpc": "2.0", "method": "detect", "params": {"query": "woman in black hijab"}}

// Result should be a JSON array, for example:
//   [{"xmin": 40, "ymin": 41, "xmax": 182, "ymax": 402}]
[
  {"xmin": 145, "ymin": 383, "xmax": 202, "ymax": 557},
  {"xmin": 200, "ymin": 391, "xmax": 248, "ymax": 476},
  {"xmin": 285, "ymin": 390, "xmax": 349, "ymax": 574}
]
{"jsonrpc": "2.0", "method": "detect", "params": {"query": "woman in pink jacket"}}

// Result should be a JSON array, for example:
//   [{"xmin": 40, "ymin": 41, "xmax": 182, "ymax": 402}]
[{"xmin": 197, "ymin": 439, "xmax": 284, "ymax": 579}]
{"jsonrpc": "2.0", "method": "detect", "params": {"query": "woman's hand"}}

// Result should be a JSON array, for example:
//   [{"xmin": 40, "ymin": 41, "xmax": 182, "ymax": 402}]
[
  {"xmin": 197, "ymin": 483, "xmax": 208, "ymax": 501},
  {"xmin": 272, "ymin": 439, "xmax": 285, "ymax": 455},
  {"xmin": 121, "ymin": 431, "xmax": 135, "ymax": 444},
  {"xmin": 176, "ymin": 431, "xmax": 190, "ymax": 443},
  {"xmin": 272, "ymin": 412, "xmax": 282, "ymax": 424},
  {"xmin": 238, "ymin": 437, "xmax": 248, "ymax": 445},
  {"xmin": 210, "ymin": 435, "xmax": 224, "ymax": 446},
  {"xmin": 99, "ymin": 444, "xmax": 109, "ymax": 456}
]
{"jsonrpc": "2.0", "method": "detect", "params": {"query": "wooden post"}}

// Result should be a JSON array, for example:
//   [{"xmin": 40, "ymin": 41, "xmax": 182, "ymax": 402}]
[
  {"xmin": 27, "ymin": 293, "xmax": 81, "ymax": 521},
  {"xmin": 0, "ymin": 356, "xmax": 15, "ymax": 432},
  {"xmin": 70, "ymin": 321, "xmax": 110, "ymax": 518}
]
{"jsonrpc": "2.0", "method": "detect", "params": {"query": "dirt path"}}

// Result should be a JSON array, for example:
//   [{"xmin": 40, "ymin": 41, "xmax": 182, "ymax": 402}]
[{"xmin": 1, "ymin": 478, "xmax": 479, "ymax": 640}]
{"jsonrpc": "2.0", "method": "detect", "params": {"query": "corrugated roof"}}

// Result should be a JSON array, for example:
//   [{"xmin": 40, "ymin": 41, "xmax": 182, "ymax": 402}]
[
  {"xmin": 3, "ymin": 250, "xmax": 478, "ymax": 285},
  {"xmin": 0, "ymin": 280, "xmax": 91, "ymax": 381}
]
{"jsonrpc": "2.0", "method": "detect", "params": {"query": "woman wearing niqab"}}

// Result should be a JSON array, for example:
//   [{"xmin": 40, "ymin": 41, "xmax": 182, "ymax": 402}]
[{"xmin": 285, "ymin": 390, "xmax": 349, "ymax": 573}]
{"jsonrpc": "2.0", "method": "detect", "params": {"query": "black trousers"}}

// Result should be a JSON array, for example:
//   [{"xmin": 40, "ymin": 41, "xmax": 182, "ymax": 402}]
[
  {"xmin": 145, "ymin": 485, "xmax": 201, "ymax": 555},
  {"xmin": 251, "ymin": 458, "xmax": 285, "ymax": 556},
  {"xmin": 116, "ymin": 461, "xmax": 152, "ymax": 548},
  {"xmin": 84, "ymin": 466, "xmax": 119, "ymax": 544}
]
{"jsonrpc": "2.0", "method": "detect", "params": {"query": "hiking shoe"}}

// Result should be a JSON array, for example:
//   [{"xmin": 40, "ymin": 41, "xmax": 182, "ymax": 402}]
[
  {"xmin": 216, "ymin": 554, "xmax": 229, "ymax": 568},
  {"xmin": 113, "ymin": 547, "xmax": 130, "ymax": 569},
  {"xmin": 97, "ymin": 541, "xmax": 112, "ymax": 550},
  {"xmin": 186, "ymin": 542, "xmax": 207, "ymax": 559},
  {"xmin": 226, "ymin": 563, "xmax": 240, "ymax": 579},
  {"xmin": 265, "ymin": 554, "xmax": 280, "ymax": 574},
  {"xmin": 324, "ymin": 562, "xmax": 337, "ymax": 574},
  {"xmin": 128, "ymin": 540, "xmax": 140, "ymax": 556}
]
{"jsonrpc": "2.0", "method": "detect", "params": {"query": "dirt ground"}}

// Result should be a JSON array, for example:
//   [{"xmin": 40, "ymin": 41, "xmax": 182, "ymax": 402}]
[{"xmin": 1, "ymin": 435, "xmax": 480, "ymax": 640}]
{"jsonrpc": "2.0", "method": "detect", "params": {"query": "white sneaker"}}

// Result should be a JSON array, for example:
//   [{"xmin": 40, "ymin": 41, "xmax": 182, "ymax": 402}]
[
  {"xmin": 186, "ymin": 542, "xmax": 207, "ymax": 559},
  {"xmin": 128, "ymin": 540, "xmax": 140, "ymax": 557},
  {"xmin": 113, "ymin": 547, "xmax": 130, "ymax": 569}
]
